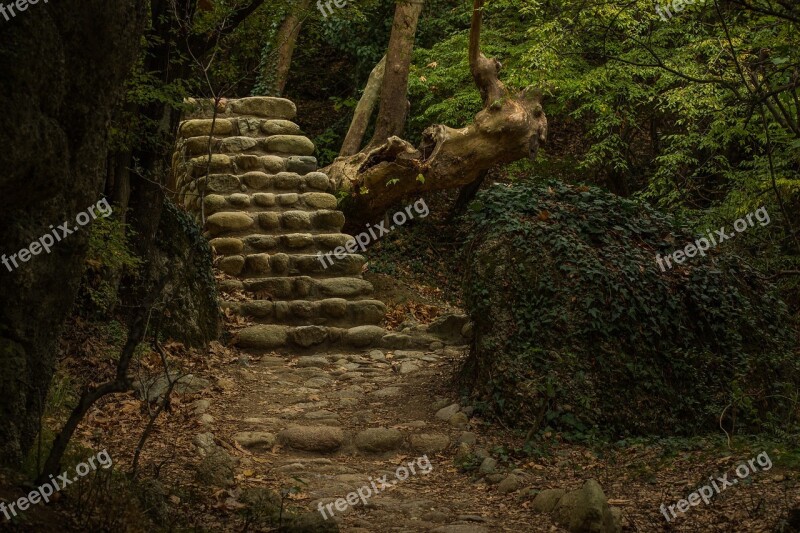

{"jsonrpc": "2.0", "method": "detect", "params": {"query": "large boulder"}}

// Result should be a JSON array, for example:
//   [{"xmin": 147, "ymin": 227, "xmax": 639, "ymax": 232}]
[
  {"xmin": 462, "ymin": 181, "xmax": 799, "ymax": 437},
  {"xmin": 153, "ymin": 199, "xmax": 220, "ymax": 347}
]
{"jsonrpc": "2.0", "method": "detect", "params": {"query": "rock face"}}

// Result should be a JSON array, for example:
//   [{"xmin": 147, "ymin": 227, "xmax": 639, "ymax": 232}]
[
  {"xmin": 0, "ymin": 0, "xmax": 148, "ymax": 467},
  {"xmin": 153, "ymin": 200, "xmax": 220, "ymax": 347},
  {"xmin": 172, "ymin": 98, "xmax": 398, "ymax": 351}
]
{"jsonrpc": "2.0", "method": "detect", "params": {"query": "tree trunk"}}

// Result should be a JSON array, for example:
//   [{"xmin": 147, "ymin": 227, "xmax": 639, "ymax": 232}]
[
  {"xmin": 340, "ymin": 55, "xmax": 387, "ymax": 157},
  {"xmin": 273, "ymin": 0, "xmax": 311, "ymax": 96},
  {"xmin": 325, "ymin": 0, "xmax": 547, "ymax": 222},
  {"xmin": 367, "ymin": 0, "xmax": 424, "ymax": 148}
]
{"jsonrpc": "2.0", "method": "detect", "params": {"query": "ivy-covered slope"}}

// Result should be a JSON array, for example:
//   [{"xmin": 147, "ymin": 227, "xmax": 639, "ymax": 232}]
[{"xmin": 462, "ymin": 181, "xmax": 799, "ymax": 438}]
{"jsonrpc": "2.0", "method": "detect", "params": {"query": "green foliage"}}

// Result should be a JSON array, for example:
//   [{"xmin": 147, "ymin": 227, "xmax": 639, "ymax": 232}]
[
  {"xmin": 81, "ymin": 214, "xmax": 142, "ymax": 315},
  {"xmin": 463, "ymin": 180, "xmax": 799, "ymax": 439}
]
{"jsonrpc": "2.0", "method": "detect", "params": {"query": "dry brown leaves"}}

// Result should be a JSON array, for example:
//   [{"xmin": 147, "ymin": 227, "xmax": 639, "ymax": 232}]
[{"xmin": 383, "ymin": 301, "xmax": 442, "ymax": 330}]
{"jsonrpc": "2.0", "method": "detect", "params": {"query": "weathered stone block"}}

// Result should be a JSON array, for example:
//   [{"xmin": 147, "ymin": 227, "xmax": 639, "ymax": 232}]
[
  {"xmin": 253, "ymin": 193, "xmax": 276, "ymax": 207},
  {"xmin": 303, "ymin": 192, "xmax": 337, "ymax": 209},
  {"xmin": 277, "ymin": 193, "xmax": 299, "ymax": 206},
  {"xmin": 220, "ymin": 136, "xmax": 258, "ymax": 153},
  {"xmin": 305, "ymin": 172, "xmax": 330, "ymax": 191},
  {"xmin": 274, "ymin": 172, "xmax": 300, "ymax": 189},
  {"xmin": 242, "ymin": 172, "xmax": 270, "ymax": 189},
  {"xmin": 237, "ymin": 325, "xmax": 289, "ymax": 349},
  {"xmin": 179, "ymin": 119, "xmax": 233, "ymax": 138},
  {"xmin": 227, "ymin": 193, "xmax": 251, "ymax": 207},
  {"xmin": 259, "ymin": 155, "xmax": 285, "ymax": 174},
  {"xmin": 261, "ymin": 119, "xmax": 301, "ymax": 136},
  {"xmin": 258, "ymin": 212, "xmax": 281, "ymax": 230},
  {"xmin": 209, "ymin": 238, "xmax": 244, "ymax": 255},
  {"xmin": 230, "ymin": 97, "xmax": 297, "ymax": 119},
  {"xmin": 270, "ymin": 253, "xmax": 290, "ymax": 275},
  {"xmin": 282, "ymin": 211, "xmax": 311, "ymax": 230},
  {"xmin": 203, "ymin": 194, "xmax": 228, "ymax": 214},
  {"xmin": 218, "ymin": 255, "xmax": 245, "ymax": 276},
  {"xmin": 312, "ymin": 210, "xmax": 345, "ymax": 231},
  {"xmin": 246, "ymin": 254, "xmax": 271, "ymax": 275},
  {"xmin": 244, "ymin": 235, "xmax": 278, "ymax": 251},
  {"xmin": 206, "ymin": 212, "xmax": 253, "ymax": 234},
  {"xmin": 283, "ymin": 233, "xmax": 313, "ymax": 248},
  {"xmin": 205, "ymin": 174, "xmax": 240, "ymax": 194},
  {"xmin": 264, "ymin": 135, "xmax": 315, "ymax": 155}
]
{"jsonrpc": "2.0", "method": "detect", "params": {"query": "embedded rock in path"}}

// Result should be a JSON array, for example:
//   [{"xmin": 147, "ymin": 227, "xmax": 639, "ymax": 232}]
[
  {"xmin": 497, "ymin": 474, "xmax": 521, "ymax": 494},
  {"xmin": 278, "ymin": 426, "xmax": 345, "ymax": 452},
  {"xmin": 399, "ymin": 361, "xmax": 420, "ymax": 374},
  {"xmin": 409, "ymin": 433, "xmax": 450, "ymax": 454},
  {"xmin": 370, "ymin": 386, "xmax": 402, "ymax": 398},
  {"xmin": 532, "ymin": 488, "xmax": 566, "ymax": 513},
  {"xmin": 435, "ymin": 403, "xmax": 460, "ymax": 420},
  {"xmin": 368, "ymin": 349, "xmax": 386, "ymax": 361},
  {"xmin": 479, "ymin": 457, "xmax": 497, "ymax": 475},
  {"xmin": 233, "ymin": 431, "xmax": 276, "ymax": 452},
  {"xmin": 449, "ymin": 412, "xmax": 469, "ymax": 428},
  {"xmin": 295, "ymin": 356, "xmax": 329, "ymax": 368},
  {"xmin": 354, "ymin": 427, "xmax": 404, "ymax": 453}
]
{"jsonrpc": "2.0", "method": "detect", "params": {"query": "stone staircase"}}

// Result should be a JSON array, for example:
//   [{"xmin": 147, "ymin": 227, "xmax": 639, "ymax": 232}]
[{"xmin": 172, "ymin": 97, "xmax": 452, "ymax": 352}]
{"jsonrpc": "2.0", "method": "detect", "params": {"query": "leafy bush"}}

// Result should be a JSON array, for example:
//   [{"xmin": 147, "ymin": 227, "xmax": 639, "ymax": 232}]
[{"xmin": 462, "ymin": 180, "xmax": 799, "ymax": 439}]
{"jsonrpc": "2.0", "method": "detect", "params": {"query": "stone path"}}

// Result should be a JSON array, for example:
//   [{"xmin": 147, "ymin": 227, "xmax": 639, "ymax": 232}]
[{"xmin": 196, "ymin": 342, "xmax": 535, "ymax": 532}]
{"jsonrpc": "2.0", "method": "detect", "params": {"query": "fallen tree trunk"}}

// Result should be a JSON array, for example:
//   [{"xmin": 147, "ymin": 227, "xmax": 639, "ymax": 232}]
[{"xmin": 325, "ymin": 0, "xmax": 547, "ymax": 221}]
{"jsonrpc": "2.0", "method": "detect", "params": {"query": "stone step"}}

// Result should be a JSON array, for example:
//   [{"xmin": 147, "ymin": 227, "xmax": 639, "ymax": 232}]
[
  {"xmin": 183, "ymin": 96, "xmax": 297, "ymax": 121},
  {"xmin": 222, "ymin": 298, "xmax": 386, "ymax": 327},
  {"xmin": 235, "ymin": 324, "xmax": 437, "ymax": 351},
  {"xmin": 180, "ymin": 154, "xmax": 321, "ymax": 180},
  {"xmin": 204, "ymin": 191, "xmax": 338, "ymax": 215},
  {"xmin": 215, "ymin": 252, "xmax": 365, "ymax": 278},
  {"xmin": 179, "ymin": 117, "xmax": 302, "ymax": 145},
  {"xmin": 219, "ymin": 275, "xmax": 375, "ymax": 301},
  {"xmin": 181, "ymin": 134, "xmax": 316, "ymax": 157},
  {"xmin": 188, "ymin": 172, "xmax": 333, "ymax": 197},
  {"xmin": 210, "ymin": 232, "xmax": 352, "ymax": 256},
  {"xmin": 203, "ymin": 209, "xmax": 344, "ymax": 238}
]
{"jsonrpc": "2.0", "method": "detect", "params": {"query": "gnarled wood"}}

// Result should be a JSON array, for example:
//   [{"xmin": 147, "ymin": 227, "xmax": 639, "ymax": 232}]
[{"xmin": 326, "ymin": 0, "xmax": 547, "ymax": 221}]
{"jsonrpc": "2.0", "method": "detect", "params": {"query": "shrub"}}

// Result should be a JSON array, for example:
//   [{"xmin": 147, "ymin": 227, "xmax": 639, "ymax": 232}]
[{"xmin": 462, "ymin": 180, "xmax": 799, "ymax": 438}]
